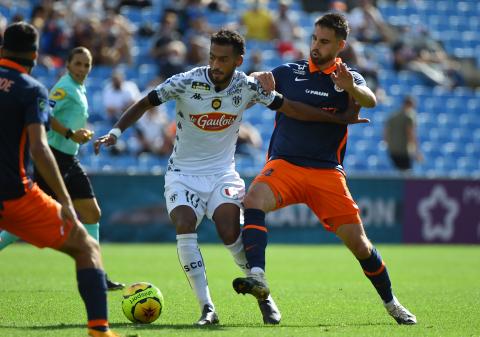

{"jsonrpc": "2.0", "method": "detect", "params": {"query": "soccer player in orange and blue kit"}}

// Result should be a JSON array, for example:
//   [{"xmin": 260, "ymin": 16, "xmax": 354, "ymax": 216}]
[
  {"xmin": 232, "ymin": 13, "xmax": 417, "ymax": 325},
  {"xmin": 0, "ymin": 22, "xmax": 119, "ymax": 337}
]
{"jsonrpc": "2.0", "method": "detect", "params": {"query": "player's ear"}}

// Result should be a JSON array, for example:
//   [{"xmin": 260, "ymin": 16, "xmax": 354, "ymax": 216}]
[
  {"xmin": 236, "ymin": 54, "xmax": 244, "ymax": 67},
  {"xmin": 339, "ymin": 39, "xmax": 346, "ymax": 51},
  {"xmin": 31, "ymin": 50, "xmax": 38, "ymax": 61}
]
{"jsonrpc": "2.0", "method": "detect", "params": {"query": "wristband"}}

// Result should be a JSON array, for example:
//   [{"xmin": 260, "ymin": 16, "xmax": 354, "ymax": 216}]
[
  {"xmin": 65, "ymin": 128, "xmax": 73, "ymax": 139},
  {"xmin": 108, "ymin": 128, "xmax": 122, "ymax": 139}
]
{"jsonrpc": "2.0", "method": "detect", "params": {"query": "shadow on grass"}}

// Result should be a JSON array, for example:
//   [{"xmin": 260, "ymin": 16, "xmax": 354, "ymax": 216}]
[{"xmin": 0, "ymin": 321, "xmax": 397, "ymax": 331}]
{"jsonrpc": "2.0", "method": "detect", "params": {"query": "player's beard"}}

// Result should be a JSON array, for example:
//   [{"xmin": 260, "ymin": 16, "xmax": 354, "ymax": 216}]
[
  {"xmin": 209, "ymin": 68, "xmax": 235, "ymax": 89},
  {"xmin": 310, "ymin": 49, "xmax": 335, "ymax": 67}
]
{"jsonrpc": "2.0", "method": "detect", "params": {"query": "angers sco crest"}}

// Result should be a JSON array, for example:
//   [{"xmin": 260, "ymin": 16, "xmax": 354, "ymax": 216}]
[{"xmin": 211, "ymin": 98, "xmax": 222, "ymax": 110}]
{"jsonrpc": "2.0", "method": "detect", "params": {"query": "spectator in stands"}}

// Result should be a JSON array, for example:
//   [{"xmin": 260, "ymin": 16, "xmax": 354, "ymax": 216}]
[
  {"xmin": 132, "ymin": 106, "xmax": 174, "ymax": 157},
  {"xmin": 236, "ymin": 123, "xmax": 263, "ymax": 158},
  {"xmin": 392, "ymin": 25, "xmax": 465, "ymax": 88},
  {"xmin": 348, "ymin": 0, "xmax": 395, "ymax": 44},
  {"xmin": 157, "ymin": 40, "xmax": 188, "ymax": 83},
  {"xmin": 246, "ymin": 50, "xmax": 264, "ymax": 75},
  {"xmin": 384, "ymin": 96, "xmax": 422, "ymax": 172},
  {"xmin": 272, "ymin": 0, "xmax": 304, "ymax": 58},
  {"xmin": 186, "ymin": 34, "xmax": 209, "ymax": 68},
  {"xmin": 240, "ymin": 0, "xmax": 276, "ymax": 41},
  {"xmin": 151, "ymin": 10, "xmax": 182, "ymax": 60},
  {"xmin": 97, "ymin": 9, "xmax": 134, "ymax": 65},
  {"xmin": 39, "ymin": 2, "xmax": 72, "ymax": 68},
  {"xmin": 0, "ymin": 13, "xmax": 6, "ymax": 44},
  {"xmin": 102, "ymin": 70, "xmax": 141, "ymax": 125}
]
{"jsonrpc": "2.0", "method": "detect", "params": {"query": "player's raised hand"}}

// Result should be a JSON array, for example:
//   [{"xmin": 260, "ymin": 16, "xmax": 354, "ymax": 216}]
[
  {"xmin": 93, "ymin": 133, "xmax": 117, "ymax": 155},
  {"xmin": 250, "ymin": 71, "xmax": 275, "ymax": 93},
  {"xmin": 330, "ymin": 63, "xmax": 354, "ymax": 91},
  {"xmin": 71, "ymin": 128, "xmax": 94, "ymax": 145}
]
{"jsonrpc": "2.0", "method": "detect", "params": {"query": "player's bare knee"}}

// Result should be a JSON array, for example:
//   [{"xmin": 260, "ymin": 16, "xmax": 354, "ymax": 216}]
[
  {"xmin": 79, "ymin": 206, "xmax": 101, "ymax": 224},
  {"xmin": 175, "ymin": 220, "xmax": 196, "ymax": 234}
]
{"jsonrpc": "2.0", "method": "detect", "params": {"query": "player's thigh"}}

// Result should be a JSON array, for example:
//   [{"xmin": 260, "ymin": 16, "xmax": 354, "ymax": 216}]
[
  {"xmin": 0, "ymin": 185, "xmax": 74, "ymax": 249},
  {"xmin": 207, "ymin": 170, "xmax": 244, "ymax": 220},
  {"xmin": 305, "ymin": 169, "xmax": 361, "ymax": 233},
  {"xmin": 164, "ymin": 173, "xmax": 208, "ymax": 229},
  {"xmin": 249, "ymin": 159, "xmax": 306, "ymax": 210}
]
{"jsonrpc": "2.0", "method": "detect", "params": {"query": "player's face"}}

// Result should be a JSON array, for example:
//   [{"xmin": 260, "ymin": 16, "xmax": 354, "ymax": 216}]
[
  {"xmin": 310, "ymin": 25, "xmax": 345, "ymax": 67},
  {"xmin": 67, "ymin": 52, "xmax": 92, "ymax": 84},
  {"xmin": 208, "ymin": 43, "xmax": 243, "ymax": 88}
]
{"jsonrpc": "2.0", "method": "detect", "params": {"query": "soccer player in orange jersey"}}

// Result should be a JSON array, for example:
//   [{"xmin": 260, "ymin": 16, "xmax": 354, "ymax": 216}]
[
  {"xmin": 232, "ymin": 13, "xmax": 417, "ymax": 325},
  {"xmin": 0, "ymin": 22, "xmax": 119, "ymax": 337}
]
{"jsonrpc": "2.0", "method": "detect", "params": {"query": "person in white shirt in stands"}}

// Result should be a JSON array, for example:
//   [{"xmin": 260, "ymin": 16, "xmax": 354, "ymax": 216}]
[{"xmin": 102, "ymin": 70, "xmax": 140, "ymax": 125}]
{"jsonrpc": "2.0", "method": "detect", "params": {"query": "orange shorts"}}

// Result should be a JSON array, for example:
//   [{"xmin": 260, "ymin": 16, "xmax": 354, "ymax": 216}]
[
  {"xmin": 253, "ymin": 159, "xmax": 361, "ymax": 232},
  {"xmin": 0, "ymin": 183, "xmax": 73, "ymax": 249}
]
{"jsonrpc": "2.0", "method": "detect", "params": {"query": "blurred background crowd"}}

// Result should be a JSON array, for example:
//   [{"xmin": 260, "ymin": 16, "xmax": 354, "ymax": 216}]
[{"xmin": 1, "ymin": 0, "xmax": 479, "ymax": 177}]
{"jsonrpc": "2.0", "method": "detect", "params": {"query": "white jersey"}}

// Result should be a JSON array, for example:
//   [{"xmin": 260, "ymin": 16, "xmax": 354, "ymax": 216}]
[{"xmin": 152, "ymin": 66, "xmax": 276, "ymax": 175}]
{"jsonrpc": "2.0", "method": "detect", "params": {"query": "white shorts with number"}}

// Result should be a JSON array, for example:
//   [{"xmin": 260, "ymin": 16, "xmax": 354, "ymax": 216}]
[{"xmin": 164, "ymin": 170, "xmax": 245, "ymax": 227}]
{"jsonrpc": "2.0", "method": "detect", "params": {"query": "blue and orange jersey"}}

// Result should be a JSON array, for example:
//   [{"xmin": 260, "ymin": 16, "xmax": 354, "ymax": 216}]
[
  {"xmin": 268, "ymin": 58, "xmax": 366, "ymax": 171},
  {"xmin": 0, "ymin": 59, "xmax": 51, "ymax": 201}
]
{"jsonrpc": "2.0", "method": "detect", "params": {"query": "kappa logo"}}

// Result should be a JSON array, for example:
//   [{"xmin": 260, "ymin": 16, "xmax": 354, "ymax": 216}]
[{"xmin": 190, "ymin": 112, "xmax": 237, "ymax": 131}]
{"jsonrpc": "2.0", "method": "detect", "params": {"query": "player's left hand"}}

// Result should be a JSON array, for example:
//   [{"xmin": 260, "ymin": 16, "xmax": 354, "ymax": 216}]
[
  {"xmin": 93, "ymin": 133, "xmax": 117, "ymax": 155},
  {"xmin": 330, "ymin": 63, "xmax": 355, "ymax": 92},
  {"xmin": 250, "ymin": 71, "xmax": 275, "ymax": 93}
]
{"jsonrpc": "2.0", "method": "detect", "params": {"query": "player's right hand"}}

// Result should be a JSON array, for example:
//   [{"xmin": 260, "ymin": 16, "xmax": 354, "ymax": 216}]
[
  {"xmin": 93, "ymin": 134, "xmax": 117, "ymax": 155},
  {"xmin": 60, "ymin": 201, "xmax": 80, "ymax": 227}
]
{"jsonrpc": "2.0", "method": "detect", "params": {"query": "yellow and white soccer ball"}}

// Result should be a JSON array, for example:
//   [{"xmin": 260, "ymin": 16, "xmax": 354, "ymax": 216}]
[{"xmin": 121, "ymin": 282, "xmax": 164, "ymax": 324}]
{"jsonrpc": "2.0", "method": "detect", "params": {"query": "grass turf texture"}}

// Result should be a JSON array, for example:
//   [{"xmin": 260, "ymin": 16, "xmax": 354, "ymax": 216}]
[{"xmin": 0, "ymin": 244, "xmax": 479, "ymax": 337}]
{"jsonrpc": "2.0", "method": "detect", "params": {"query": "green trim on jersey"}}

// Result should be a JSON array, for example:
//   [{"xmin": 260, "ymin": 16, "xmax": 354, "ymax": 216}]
[{"xmin": 47, "ymin": 73, "xmax": 89, "ymax": 155}]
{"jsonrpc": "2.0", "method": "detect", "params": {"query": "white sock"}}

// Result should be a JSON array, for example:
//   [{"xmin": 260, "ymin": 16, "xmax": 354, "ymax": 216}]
[
  {"xmin": 176, "ymin": 233, "xmax": 214, "ymax": 310},
  {"xmin": 225, "ymin": 235, "xmax": 250, "ymax": 275}
]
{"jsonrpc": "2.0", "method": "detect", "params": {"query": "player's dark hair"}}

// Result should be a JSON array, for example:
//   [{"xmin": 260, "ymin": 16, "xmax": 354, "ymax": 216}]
[
  {"xmin": 210, "ymin": 29, "xmax": 245, "ymax": 56},
  {"xmin": 315, "ymin": 13, "xmax": 349, "ymax": 40},
  {"xmin": 67, "ymin": 46, "xmax": 91, "ymax": 63},
  {"xmin": 2, "ymin": 21, "xmax": 38, "ymax": 52}
]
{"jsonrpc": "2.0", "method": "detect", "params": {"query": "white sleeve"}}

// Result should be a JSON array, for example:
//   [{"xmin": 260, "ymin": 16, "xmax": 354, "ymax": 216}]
[
  {"xmin": 246, "ymin": 77, "xmax": 276, "ymax": 106},
  {"xmin": 153, "ymin": 72, "xmax": 192, "ymax": 103}
]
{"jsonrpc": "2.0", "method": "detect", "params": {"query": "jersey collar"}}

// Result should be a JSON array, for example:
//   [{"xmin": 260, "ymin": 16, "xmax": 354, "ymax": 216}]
[
  {"xmin": 0, "ymin": 58, "xmax": 28, "ymax": 74},
  {"xmin": 308, "ymin": 57, "xmax": 342, "ymax": 75}
]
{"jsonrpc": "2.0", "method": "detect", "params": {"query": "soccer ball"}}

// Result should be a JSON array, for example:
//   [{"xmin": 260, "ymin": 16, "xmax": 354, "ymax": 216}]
[{"xmin": 121, "ymin": 282, "xmax": 164, "ymax": 324}]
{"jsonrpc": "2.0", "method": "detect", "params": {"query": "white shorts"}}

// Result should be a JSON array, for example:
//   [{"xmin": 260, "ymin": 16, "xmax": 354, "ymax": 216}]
[{"xmin": 164, "ymin": 170, "xmax": 245, "ymax": 227}]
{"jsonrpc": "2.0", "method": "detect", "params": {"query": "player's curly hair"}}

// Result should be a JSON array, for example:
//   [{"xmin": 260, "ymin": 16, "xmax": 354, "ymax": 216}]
[
  {"xmin": 315, "ymin": 13, "xmax": 350, "ymax": 40},
  {"xmin": 210, "ymin": 29, "xmax": 245, "ymax": 56}
]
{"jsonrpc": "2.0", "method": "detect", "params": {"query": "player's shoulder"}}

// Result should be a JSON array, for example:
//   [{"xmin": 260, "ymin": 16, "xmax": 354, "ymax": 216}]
[
  {"xmin": 272, "ymin": 59, "xmax": 308, "ymax": 76},
  {"xmin": 18, "ymin": 73, "xmax": 49, "ymax": 98},
  {"xmin": 49, "ymin": 75, "xmax": 72, "ymax": 101}
]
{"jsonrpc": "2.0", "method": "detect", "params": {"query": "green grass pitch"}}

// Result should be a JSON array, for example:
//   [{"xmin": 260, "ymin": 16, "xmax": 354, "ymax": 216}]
[{"xmin": 0, "ymin": 244, "xmax": 479, "ymax": 337}]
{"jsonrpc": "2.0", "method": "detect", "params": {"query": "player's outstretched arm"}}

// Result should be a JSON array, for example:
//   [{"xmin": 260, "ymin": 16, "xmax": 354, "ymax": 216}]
[
  {"xmin": 94, "ymin": 96, "xmax": 153, "ymax": 154},
  {"xmin": 50, "ymin": 116, "xmax": 93, "ymax": 144},
  {"xmin": 278, "ymin": 97, "xmax": 369, "ymax": 124}
]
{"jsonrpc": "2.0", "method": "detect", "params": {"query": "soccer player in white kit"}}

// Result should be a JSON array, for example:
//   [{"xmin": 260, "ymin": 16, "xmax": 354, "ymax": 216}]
[{"xmin": 94, "ymin": 29, "xmax": 364, "ymax": 326}]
